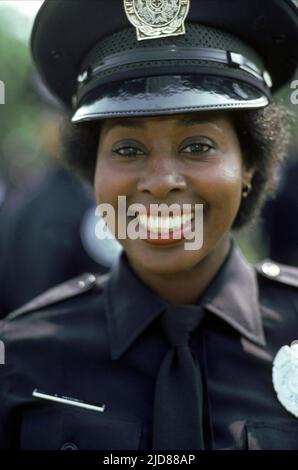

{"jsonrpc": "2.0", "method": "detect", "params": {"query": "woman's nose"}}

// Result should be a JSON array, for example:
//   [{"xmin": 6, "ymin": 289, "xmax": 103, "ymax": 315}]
[{"xmin": 137, "ymin": 155, "xmax": 187, "ymax": 199}]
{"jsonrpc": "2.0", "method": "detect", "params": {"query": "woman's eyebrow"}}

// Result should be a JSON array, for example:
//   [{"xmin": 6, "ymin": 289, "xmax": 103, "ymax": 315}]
[
  {"xmin": 176, "ymin": 117, "xmax": 224, "ymax": 133},
  {"xmin": 103, "ymin": 116, "xmax": 224, "ymax": 133},
  {"xmin": 104, "ymin": 119, "xmax": 146, "ymax": 131},
  {"xmin": 175, "ymin": 117, "xmax": 213, "ymax": 127}
]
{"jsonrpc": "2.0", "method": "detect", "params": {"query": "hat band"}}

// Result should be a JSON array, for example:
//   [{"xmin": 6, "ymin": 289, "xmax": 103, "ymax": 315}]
[{"xmin": 78, "ymin": 46, "xmax": 271, "ymax": 88}]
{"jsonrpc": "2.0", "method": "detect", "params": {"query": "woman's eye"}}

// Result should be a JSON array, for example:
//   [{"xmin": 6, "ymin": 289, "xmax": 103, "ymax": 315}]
[
  {"xmin": 113, "ymin": 146, "xmax": 145, "ymax": 157},
  {"xmin": 181, "ymin": 142, "xmax": 213, "ymax": 154}
]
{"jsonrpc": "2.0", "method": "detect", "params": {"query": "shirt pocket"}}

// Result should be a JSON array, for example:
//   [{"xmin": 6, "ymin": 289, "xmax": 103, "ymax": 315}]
[
  {"xmin": 20, "ymin": 405, "xmax": 142, "ymax": 450},
  {"xmin": 246, "ymin": 420, "xmax": 298, "ymax": 450}
]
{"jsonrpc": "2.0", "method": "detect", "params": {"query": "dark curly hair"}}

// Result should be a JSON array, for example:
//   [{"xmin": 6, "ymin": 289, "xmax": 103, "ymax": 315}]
[{"xmin": 59, "ymin": 104, "xmax": 291, "ymax": 229}]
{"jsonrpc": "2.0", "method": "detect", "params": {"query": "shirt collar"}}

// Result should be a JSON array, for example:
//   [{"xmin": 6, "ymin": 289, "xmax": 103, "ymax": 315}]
[
  {"xmin": 201, "ymin": 239, "xmax": 266, "ymax": 347},
  {"xmin": 105, "ymin": 253, "xmax": 166, "ymax": 359},
  {"xmin": 106, "ymin": 240, "xmax": 265, "ymax": 360}
]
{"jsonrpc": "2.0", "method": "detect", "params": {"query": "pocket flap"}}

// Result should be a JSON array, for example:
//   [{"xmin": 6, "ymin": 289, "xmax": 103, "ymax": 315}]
[{"xmin": 21, "ymin": 405, "xmax": 142, "ymax": 450}]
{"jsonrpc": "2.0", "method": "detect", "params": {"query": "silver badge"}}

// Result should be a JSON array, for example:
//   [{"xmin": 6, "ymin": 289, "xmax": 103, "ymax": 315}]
[
  {"xmin": 123, "ymin": 0, "xmax": 190, "ymax": 41},
  {"xmin": 272, "ymin": 341, "xmax": 298, "ymax": 418}
]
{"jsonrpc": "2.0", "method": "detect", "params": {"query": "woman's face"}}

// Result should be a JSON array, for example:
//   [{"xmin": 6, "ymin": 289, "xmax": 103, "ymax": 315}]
[{"xmin": 95, "ymin": 112, "xmax": 251, "ymax": 276}]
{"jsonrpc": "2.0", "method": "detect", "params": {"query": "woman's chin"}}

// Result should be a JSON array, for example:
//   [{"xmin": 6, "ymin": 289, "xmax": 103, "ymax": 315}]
[{"xmin": 125, "ymin": 241, "xmax": 207, "ymax": 276}]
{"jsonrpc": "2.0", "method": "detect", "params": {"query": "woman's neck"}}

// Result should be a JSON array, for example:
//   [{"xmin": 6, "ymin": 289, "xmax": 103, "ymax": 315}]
[{"xmin": 129, "ymin": 236, "xmax": 231, "ymax": 305}]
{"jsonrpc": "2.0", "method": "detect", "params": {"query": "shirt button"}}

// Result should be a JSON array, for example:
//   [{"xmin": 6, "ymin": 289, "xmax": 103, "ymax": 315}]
[
  {"xmin": 60, "ymin": 442, "xmax": 78, "ymax": 451},
  {"xmin": 78, "ymin": 274, "xmax": 96, "ymax": 289},
  {"xmin": 261, "ymin": 262, "xmax": 281, "ymax": 278}
]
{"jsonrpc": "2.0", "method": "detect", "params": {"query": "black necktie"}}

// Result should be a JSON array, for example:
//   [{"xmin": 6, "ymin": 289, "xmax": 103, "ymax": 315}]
[{"xmin": 152, "ymin": 305, "xmax": 205, "ymax": 450}]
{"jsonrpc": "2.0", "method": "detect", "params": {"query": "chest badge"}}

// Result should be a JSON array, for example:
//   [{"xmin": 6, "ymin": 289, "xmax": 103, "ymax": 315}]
[
  {"xmin": 272, "ymin": 341, "xmax": 298, "ymax": 418},
  {"xmin": 123, "ymin": 0, "xmax": 191, "ymax": 41}
]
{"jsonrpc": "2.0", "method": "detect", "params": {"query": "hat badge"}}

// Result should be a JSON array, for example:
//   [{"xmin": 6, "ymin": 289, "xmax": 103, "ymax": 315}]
[
  {"xmin": 124, "ymin": 0, "xmax": 190, "ymax": 41},
  {"xmin": 272, "ymin": 341, "xmax": 298, "ymax": 418}
]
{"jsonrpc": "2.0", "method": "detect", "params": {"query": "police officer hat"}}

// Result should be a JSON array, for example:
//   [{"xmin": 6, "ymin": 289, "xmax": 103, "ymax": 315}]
[{"xmin": 31, "ymin": 0, "xmax": 298, "ymax": 122}]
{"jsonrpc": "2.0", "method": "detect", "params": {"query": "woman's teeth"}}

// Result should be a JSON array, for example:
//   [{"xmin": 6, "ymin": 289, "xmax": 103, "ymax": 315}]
[{"xmin": 137, "ymin": 213, "xmax": 193, "ymax": 234}]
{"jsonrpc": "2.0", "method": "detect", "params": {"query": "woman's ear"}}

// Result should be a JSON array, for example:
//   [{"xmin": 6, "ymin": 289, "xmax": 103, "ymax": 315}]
[
  {"xmin": 242, "ymin": 167, "xmax": 256, "ymax": 198},
  {"xmin": 242, "ymin": 163, "xmax": 256, "ymax": 184}
]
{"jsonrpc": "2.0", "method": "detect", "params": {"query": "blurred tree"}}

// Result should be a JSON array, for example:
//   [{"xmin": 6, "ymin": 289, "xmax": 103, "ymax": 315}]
[{"xmin": 0, "ymin": 5, "xmax": 47, "ymax": 189}]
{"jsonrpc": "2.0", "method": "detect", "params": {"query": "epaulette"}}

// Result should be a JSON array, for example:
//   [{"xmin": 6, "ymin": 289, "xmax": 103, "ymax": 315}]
[
  {"xmin": 255, "ymin": 260, "xmax": 298, "ymax": 289},
  {"xmin": 6, "ymin": 272, "xmax": 111, "ymax": 321}
]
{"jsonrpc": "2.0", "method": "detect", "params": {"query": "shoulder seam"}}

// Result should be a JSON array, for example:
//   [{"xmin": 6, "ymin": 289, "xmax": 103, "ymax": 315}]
[
  {"xmin": 255, "ymin": 259, "xmax": 298, "ymax": 289},
  {"xmin": 6, "ymin": 272, "xmax": 111, "ymax": 321}
]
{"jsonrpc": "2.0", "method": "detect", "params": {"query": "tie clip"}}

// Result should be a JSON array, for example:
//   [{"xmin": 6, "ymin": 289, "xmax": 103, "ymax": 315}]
[{"xmin": 32, "ymin": 389, "xmax": 106, "ymax": 413}]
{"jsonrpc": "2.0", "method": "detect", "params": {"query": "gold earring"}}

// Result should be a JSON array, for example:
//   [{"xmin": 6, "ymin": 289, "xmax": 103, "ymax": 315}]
[{"xmin": 242, "ymin": 183, "xmax": 252, "ymax": 198}]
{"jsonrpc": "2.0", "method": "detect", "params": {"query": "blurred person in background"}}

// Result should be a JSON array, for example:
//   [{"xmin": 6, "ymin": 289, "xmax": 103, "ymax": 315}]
[
  {"xmin": 261, "ymin": 150, "xmax": 298, "ymax": 266},
  {"xmin": 0, "ymin": 75, "xmax": 121, "ymax": 317}
]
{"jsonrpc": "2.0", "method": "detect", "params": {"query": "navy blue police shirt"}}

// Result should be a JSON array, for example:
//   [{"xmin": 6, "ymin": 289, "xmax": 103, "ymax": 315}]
[{"xmin": 0, "ymin": 240, "xmax": 298, "ymax": 450}]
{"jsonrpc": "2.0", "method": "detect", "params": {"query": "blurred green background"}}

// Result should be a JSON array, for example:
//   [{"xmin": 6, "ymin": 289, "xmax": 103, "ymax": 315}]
[{"xmin": 0, "ymin": 1, "xmax": 47, "ymax": 188}]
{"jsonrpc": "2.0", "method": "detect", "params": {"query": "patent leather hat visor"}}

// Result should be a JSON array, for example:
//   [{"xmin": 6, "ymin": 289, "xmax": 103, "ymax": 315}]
[{"xmin": 72, "ymin": 75, "xmax": 269, "ymax": 123}]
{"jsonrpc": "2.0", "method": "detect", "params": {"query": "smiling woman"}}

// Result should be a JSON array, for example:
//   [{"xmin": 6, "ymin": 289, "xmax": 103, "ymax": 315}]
[
  {"xmin": 61, "ymin": 106, "xmax": 288, "ymax": 305},
  {"xmin": 1, "ymin": 0, "xmax": 298, "ymax": 454},
  {"xmin": 94, "ymin": 112, "xmax": 246, "ymax": 301}
]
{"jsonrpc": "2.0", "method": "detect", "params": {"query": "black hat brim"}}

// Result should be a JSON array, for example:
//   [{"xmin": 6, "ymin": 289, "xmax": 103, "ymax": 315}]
[{"xmin": 72, "ymin": 75, "xmax": 269, "ymax": 123}]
